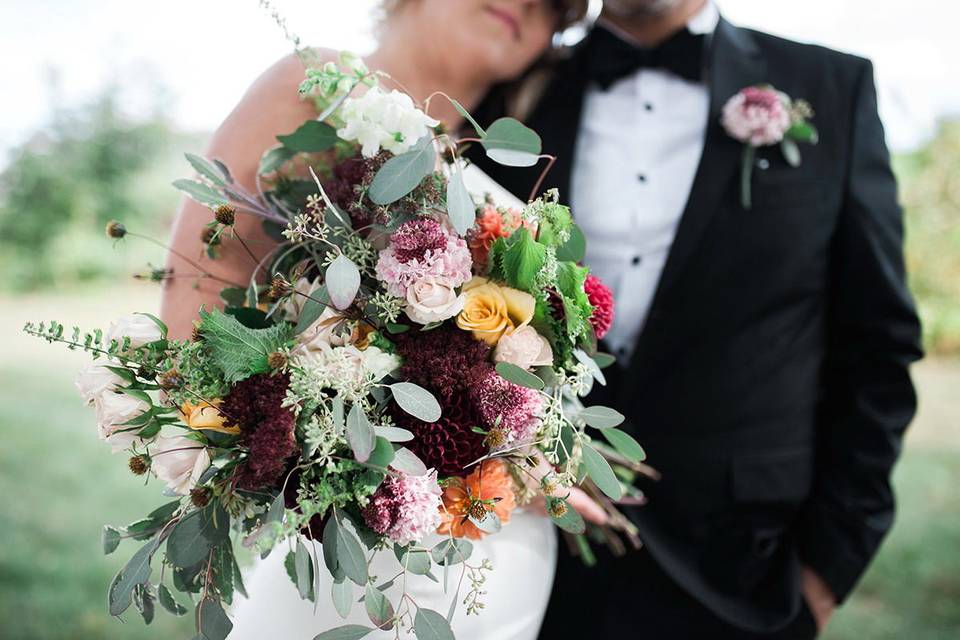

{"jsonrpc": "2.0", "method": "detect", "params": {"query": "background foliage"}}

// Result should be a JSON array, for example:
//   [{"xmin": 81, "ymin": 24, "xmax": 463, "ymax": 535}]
[{"xmin": 0, "ymin": 91, "xmax": 957, "ymax": 638}]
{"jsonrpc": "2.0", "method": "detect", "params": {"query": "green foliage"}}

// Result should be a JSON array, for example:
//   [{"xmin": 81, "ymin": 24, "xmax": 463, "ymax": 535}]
[
  {"xmin": 197, "ymin": 309, "xmax": 292, "ymax": 383},
  {"xmin": 502, "ymin": 227, "xmax": 547, "ymax": 292},
  {"xmin": 368, "ymin": 135, "xmax": 437, "ymax": 205}
]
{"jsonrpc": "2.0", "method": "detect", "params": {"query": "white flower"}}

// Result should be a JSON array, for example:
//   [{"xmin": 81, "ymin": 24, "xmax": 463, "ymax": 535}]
[
  {"xmin": 95, "ymin": 390, "xmax": 150, "ymax": 453},
  {"xmin": 337, "ymin": 86, "xmax": 439, "ymax": 158},
  {"xmin": 149, "ymin": 434, "xmax": 210, "ymax": 495},
  {"xmin": 362, "ymin": 346, "xmax": 401, "ymax": 382},
  {"xmin": 404, "ymin": 277, "xmax": 466, "ymax": 325},
  {"xmin": 292, "ymin": 307, "xmax": 355, "ymax": 361},
  {"xmin": 75, "ymin": 363, "xmax": 124, "ymax": 406},
  {"xmin": 493, "ymin": 326, "xmax": 554, "ymax": 371},
  {"xmin": 104, "ymin": 314, "xmax": 163, "ymax": 350}
]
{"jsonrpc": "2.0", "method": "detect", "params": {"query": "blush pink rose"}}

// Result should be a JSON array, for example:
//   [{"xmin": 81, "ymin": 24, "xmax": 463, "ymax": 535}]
[
  {"xmin": 149, "ymin": 434, "xmax": 211, "ymax": 495},
  {"xmin": 721, "ymin": 86, "xmax": 791, "ymax": 146},
  {"xmin": 405, "ymin": 277, "xmax": 466, "ymax": 325},
  {"xmin": 493, "ymin": 325, "xmax": 553, "ymax": 371}
]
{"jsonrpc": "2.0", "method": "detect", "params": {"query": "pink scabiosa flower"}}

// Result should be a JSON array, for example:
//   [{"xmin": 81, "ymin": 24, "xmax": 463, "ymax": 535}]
[
  {"xmin": 375, "ymin": 218, "xmax": 472, "ymax": 297},
  {"xmin": 470, "ymin": 368, "xmax": 542, "ymax": 444},
  {"xmin": 584, "ymin": 274, "xmax": 614, "ymax": 340},
  {"xmin": 362, "ymin": 470, "xmax": 443, "ymax": 545},
  {"xmin": 721, "ymin": 86, "xmax": 791, "ymax": 146}
]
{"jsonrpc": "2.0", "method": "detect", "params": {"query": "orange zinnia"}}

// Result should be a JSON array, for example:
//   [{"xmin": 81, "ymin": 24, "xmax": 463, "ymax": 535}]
[
  {"xmin": 437, "ymin": 459, "xmax": 517, "ymax": 540},
  {"xmin": 179, "ymin": 400, "xmax": 239, "ymax": 435}
]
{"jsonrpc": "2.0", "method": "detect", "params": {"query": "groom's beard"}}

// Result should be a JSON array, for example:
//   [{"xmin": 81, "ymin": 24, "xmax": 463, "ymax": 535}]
[{"xmin": 602, "ymin": 0, "xmax": 689, "ymax": 18}]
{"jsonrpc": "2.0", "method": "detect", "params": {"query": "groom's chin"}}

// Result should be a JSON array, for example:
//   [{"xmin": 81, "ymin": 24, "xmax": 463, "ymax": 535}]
[{"xmin": 602, "ymin": 0, "xmax": 688, "ymax": 18}]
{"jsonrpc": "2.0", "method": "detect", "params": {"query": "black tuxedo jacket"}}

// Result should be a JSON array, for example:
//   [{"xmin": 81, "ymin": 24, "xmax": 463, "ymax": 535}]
[{"xmin": 469, "ymin": 17, "xmax": 923, "ymax": 633}]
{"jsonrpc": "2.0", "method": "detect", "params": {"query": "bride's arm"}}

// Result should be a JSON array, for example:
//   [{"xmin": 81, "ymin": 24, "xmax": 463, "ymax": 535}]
[{"xmin": 160, "ymin": 52, "xmax": 330, "ymax": 340}]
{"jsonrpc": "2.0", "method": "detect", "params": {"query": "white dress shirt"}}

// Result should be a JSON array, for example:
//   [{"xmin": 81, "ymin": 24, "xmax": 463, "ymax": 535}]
[{"xmin": 571, "ymin": 2, "xmax": 719, "ymax": 360}]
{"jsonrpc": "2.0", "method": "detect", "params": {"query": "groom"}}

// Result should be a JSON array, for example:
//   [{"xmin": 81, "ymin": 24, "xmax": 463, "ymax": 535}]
[{"xmin": 470, "ymin": 0, "xmax": 923, "ymax": 637}]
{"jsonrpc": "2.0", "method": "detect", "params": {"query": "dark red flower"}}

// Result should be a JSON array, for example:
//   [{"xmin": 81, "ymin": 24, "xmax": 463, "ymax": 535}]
[
  {"xmin": 221, "ymin": 373, "xmax": 298, "ymax": 490},
  {"xmin": 394, "ymin": 325, "xmax": 491, "ymax": 403},
  {"xmin": 584, "ymin": 274, "xmax": 614, "ymax": 340},
  {"xmin": 392, "ymin": 391, "xmax": 488, "ymax": 477}
]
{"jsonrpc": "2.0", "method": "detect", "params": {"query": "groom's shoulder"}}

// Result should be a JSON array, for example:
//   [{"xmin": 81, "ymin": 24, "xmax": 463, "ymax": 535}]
[{"xmin": 740, "ymin": 26, "xmax": 873, "ymax": 86}]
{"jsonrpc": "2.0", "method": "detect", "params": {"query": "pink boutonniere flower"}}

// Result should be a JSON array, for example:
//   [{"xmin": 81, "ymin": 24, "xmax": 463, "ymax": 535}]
[{"xmin": 721, "ymin": 85, "xmax": 818, "ymax": 209}]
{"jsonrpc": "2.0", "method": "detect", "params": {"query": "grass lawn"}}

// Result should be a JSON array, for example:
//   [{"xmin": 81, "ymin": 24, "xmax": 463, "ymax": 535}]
[{"xmin": 1, "ymin": 289, "xmax": 958, "ymax": 639}]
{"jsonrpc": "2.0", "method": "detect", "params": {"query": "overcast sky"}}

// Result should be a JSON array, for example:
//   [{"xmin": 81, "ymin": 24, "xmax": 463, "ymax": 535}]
[{"xmin": 1, "ymin": 0, "xmax": 958, "ymax": 160}]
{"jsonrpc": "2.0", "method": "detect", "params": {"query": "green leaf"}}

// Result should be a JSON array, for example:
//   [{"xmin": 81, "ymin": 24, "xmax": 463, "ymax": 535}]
[
  {"xmin": 277, "ymin": 120, "xmax": 338, "ymax": 152},
  {"xmin": 322, "ymin": 517, "xmax": 341, "ymax": 579},
  {"xmin": 394, "ymin": 545, "xmax": 432, "ymax": 575},
  {"xmin": 390, "ymin": 382, "xmax": 442, "ymax": 422},
  {"xmin": 219, "ymin": 287, "xmax": 247, "ymax": 308},
  {"xmin": 391, "ymin": 447, "xmax": 427, "ymax": 476},
  {"xmin": 108, "ymin": 537, "xmax": 160, "ymax": 616},
  {"xmin": 172, "ymin": 179, "xmax": 227, "ymax": 207},
  {"xmin": 102, "ymin": 525, "xmax": 121, "ymax": 555},
  {"xmin": 166, "ymin": 504, "xmax": 229, "ymax": 568},
  {"xmin": 502, "ymin": 227, "xmax": 546, "ymax": 292},
  {"xmin": 547, "ymin": 497, "xmax": 585, "ymax": 534},
  {"xmin": 158, "ymin": 584, "xmax": 188, "ymax": 616},
  {"xmin": 367, "ymin": 436, "xmax": 396, "ymax": 468},
  {"xmin": 198, "ymin": 597, "xmax": 233, "ymax": 640},
  {"xmin": 446, "ymin": 165, "xmax": 475, "ymax": 236},
  {"xmin": 368, "ymin": 135, "xmax": 436, "ymax": 205},
  {"xmin": 555, "ymin": 224, "xmax": 586, "ymax": 263},
  {"xmin": 198, "ymin": 309, "xmax": 292, "ymax": 383},
  {"xmin": 781, "ymin": 138, "xmax": 802, "ymax": 167},
  {"xmin": 452, "ymin": 99, "xmax": 486, "ymax": 137},
  {"xmin": 602, "ymin": 428, "xmax": 646, "ymax": 462},
  {"xmin": 326, "ymin": 254, "xmax": 361, "ymax": 311},
  {"xmin": 295, "ymin": 539, "xmax": 314, "ymax": 600},
  {"xmin": 346, "ymin": 403, "xmax": 376, "ymax": 463},
  {"xmin": 495, "ymin": 361, "xmax": 544, "ymax": 390},
  {"xmin": 578, "ymin": 406, "xmax": 625, "ymax": 429},
  {"xmin": 284, "ymin": 550, "xmax": 316, "ymax": 602},
  {"xmin": 786, "ymin": 120, "xmax": 819, "ymax": 144},
  {"xmin": 364, "ymin": 582, "xmax": 395, "ymax": 629},
  {"xmin": 592, "ymin": 352, "xmax": 617, "ymax": 369},
  {"xmin": 582, "ymin": 444, "xmax": 623, "ymax": 500},
  {"xmin": 334, "ymin": 514, "xmax": 369, "ymax": 585},
  {"xmin": 414, "ymin": 608, "xmax": 455, "ymax": 640},
  {"xmin": 185, "ymin": 153, "xmax": 227, "ymax": 186},
  {"xmin": 313, "ymin": 625, "xmax": 374, "ymax": 640},
  {"xmin": 133, "ymin": 583, "xmax": 155, "ymax": 624},
  {"xmin": 374, "ymin": 426, "xmax": 414, "ymax": 442},
  {"xmin": 332, "ymin": 578, "xmax": 353, "ymax": 618},
  {"xmin": 295, "ymin": 295, "xmax": 327, "ymax": 334},
  {"xmin": 259, "ymin": 145, "xmax": 296, "ymax": 175},
  {"xmin": 430, "ymin": 539, "xmax": 473, "ymax": 566},
  {"xmin": 481, "ymin": 118, "xmax": 542, "ymax": 168},
  {"xmin": 573, "ymin": 348, "xmax": 606, "ymax": 387}
]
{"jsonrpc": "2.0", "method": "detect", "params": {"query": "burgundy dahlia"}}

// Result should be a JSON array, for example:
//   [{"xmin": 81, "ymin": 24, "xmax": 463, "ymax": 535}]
[
  {"xmin": 394, "ymin": 325, "xmax": 492, "ymax": 402},
  {"xmin": 393, "ymin": 392, "xmax": 488, "ymax": 477},
  {"xmin": 584, "ymin": 274, "xmax": 614, "ymax": 340},
  {"xmin": 221, "ymin": 373, "xmax": 298, "ymax": 490}
]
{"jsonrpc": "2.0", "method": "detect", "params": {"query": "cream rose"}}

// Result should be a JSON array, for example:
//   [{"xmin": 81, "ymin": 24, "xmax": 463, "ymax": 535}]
[
  {"xmin": 75, "ymin": 363, "xmax": 124, "ymax": 406},
  {"xmin": 493, "ymin": 326, "xmax": 554, "ymax": 371},
  {"xmin": 293, "ymin": 307, "xmax": 355, "ymax": 360},
  {"xmin": 95, "ymin": 391, "xmax": 150, "ymax": 453},
  {"xmin": 104, "ymin": 314, "xmax": 163, "ymax": 350},
  {"xmin": 405, "ymin": 277, "xmax": 466, "ymax": 325},
  {"xmin": 149, "ymin": 434, "xmax": 211, "ymax": 495},
  {"xmin": 456, "ymin": 277, "xmax": 536, "ymax": 345}
]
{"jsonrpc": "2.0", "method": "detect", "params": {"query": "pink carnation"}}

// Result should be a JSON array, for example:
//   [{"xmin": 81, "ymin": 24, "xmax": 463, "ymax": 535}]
[
  {"xmin": 584, "ymin": 274, "xmax": 614, "ymax": 340},
  {"xmin": 471, "ymin": 369, "xmax": 542, "ymax": 444},
  {"xmin": 721, "ymin": 86, "xmax": 791, "ymax": 146},
  {"xmin": 362, "ymin": 469, "xmax": 442, "ymax": 545},
  {"xmin": 376, "ymin": 219, "xmax": 472, "ymax": 297}
]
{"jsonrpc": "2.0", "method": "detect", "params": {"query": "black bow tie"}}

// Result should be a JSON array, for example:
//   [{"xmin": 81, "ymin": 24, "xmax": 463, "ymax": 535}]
[{"xmin": 585, "ymin": 25, "xmax": 706, "ymax": 89}]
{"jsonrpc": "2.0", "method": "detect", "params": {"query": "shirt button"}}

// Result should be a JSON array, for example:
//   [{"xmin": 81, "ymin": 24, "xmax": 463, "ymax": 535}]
[
  {"xmin": 637, "ymin": 174, "xmax": 647, "ymax": 183},
  {"xmin": 631, "ymin": 255, "xmax": 642, "ymax": 266},
  {"xmin": 644, "ymin": 102, "xmax": 654, "ymax": 112}
]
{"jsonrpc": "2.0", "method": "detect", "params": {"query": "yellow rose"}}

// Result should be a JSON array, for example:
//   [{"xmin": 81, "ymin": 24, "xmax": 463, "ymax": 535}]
[
  {"xmin": 456, "ymin": 277, "xmax": 536, "ymax": 345},
  {"xmin": 179, "ymin": 400, "xmax": 239, "ymax": 435}
]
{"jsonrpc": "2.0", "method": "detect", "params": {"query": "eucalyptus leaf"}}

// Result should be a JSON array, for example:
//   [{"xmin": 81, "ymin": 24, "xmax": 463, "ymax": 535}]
[
  {"xmin": 780, "ymin": 138, "xmax": 802, "ymax": 167},
  {"xmin": 578, "ymin": 406, "xmax": 625, "ymax": 429},
  {"xmin": 313, "ymin": 625, "xmax": 374, "ymax": 640},
  {"xmin": 573, "ymin": 348, "xmax": 606, "ymax": 387},
  {"xmin": 391, "ymin": 447, "xmax": 428, "ymax": 476},
  {"xmin": 166, "ymin": 504, "xmax": 229, "ymax": 568},
  {"xmin": 197, "ymin": 597, "xmax": 233, "ymax": 640},
  {"xmin": 364, "ymin": 582, "xmax": 395, "ymax": 630},
  {"xmin": 332, "ymin": 578, "xmax": 353, "ymax": 618},
  {"xmin": 368, "ymin": 136, "xmax": 436, "ymax": 205},
  {"xmin": 547, "ymin": 498, "xmax": 585, "ymax": 534},
  {"xmin": 322, "ymin": 517, "xmax": 341, "ymax": 577},
  {"xmin": 277, "ymin": 120, "xmax": 338, "ymax": 152},
  {"xmin": 325, "ymin": 254, "xmax": 361, "ymax": 311},
  {"xmin": 582, "ymin": 444, "xmax": 623, "ymax": 500},
  {"xmin": 430, "ymin": 539, "xmax": 473, "ymax": 566},
  {"xmin": 334, "ymin": 515, "xmax": 369, "ymax": 585},
  {"xmin": 108, "ymin": 537, "xmax": 160, "ymax": 616},
  {"xmin": 446, "ymin": 165, "xmax": 475, "ymax": 236},
  {"xmin": 367, "ymin": 436, "xmax": 396, "ymax": 468},
  {"xmin": 374, "ymin": 426, "xmax": 414, "ymax": 442},
  {"xmin": 469, "ymin": 510, "xmax": 502, "ymax": 534},
  {"xmin": 602, "ymin": 428, "xmax": 646, "ymax": 462},
  {"xmin": 390, "ymin": 382, "xmax": 442, "ymax": 422},
  {"xmin": 346, "ymin": 403, "xmax": 376, "ymax": 463},
  {"xmin": 102, "ymin": 525, "xmax": 121, "ymax": 555},
  {"xmin": 295, "ymin": 539, "xmax": 314, "ymax": 600},
  {"xmin": 414, "ymin": 608, "xmax": 455, "ymax": 640},
  {"xmin": 259, "ymin": 145, "xmax": 296, "ymax": 175},
  {"xmin": 481, "ymin": 118, "xmax": 542, "ymax": 168},
  {"xmin": 451, "ymin": 99, "xmax": 486, "ymax": 137},
  {"xmin": 494, "ymin": 362, "xmax": 544, "ymax": 390},
  {"xmin": 158, "ymin": 584, "xmax": 188, "ymax": 616},
  {"xmin": 185, "ymin": 153, "xmax": 226, "ymax": 186},
  {"xmin": 395, "ymin": 545, "xmax": 432, "ymax": 575},
  {"xmin": 172, "ymin": 179, "xmax": 227, "ymax": 207},
  {"xmin": 592, "ymin": 352, "xmax": 617, "ymax": 369},
  {"xmin": 295, "ymin": 296, "xmax": 327, "ymax": 334}
]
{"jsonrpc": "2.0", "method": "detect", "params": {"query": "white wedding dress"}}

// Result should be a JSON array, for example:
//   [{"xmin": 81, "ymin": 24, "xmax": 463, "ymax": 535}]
[{"xmin": 231, "ymin": 166, "xmax": 557, "ymax": 639}]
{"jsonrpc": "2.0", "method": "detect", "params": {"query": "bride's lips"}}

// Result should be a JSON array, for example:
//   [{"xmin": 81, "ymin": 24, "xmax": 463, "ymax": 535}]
[{"xmin": 485, "ymin": 5, "xmax": 521, "ymax": 40}]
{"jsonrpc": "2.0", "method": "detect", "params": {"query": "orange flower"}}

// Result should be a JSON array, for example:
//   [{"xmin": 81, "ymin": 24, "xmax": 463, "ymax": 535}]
[
  {"xmin": 469, "ymin": 207, "xmax": 510, "ymax": 267},
  {"xmin": 179, "ymin": 400, "xmax": 239, "ymax": 435},
  {"xmin": 437, "ymin": 459, "xmax": 517, "ymax": 540}
]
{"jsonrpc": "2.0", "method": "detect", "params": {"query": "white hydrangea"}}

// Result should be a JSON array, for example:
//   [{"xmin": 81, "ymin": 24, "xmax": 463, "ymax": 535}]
[{"xmin": 337, "ymin": 86, "xmax": 439, "ymax": 158}]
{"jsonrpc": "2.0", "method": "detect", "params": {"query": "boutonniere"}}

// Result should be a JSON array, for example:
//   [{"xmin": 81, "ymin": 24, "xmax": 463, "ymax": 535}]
[{"xmin": 721, "ymin": 85, "xmax": 818, "ymax": 209}]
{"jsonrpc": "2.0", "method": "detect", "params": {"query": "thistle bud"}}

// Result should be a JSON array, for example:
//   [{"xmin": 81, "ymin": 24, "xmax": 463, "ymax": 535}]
[
  {"xmin": 267, "ymin": 350, "xmax": 288, "ymax": 371},
  {"xmin": 548, "ymin": 499, "xmax": 568, "ymax": 518},
  {"xmin": 106, "ymin": 221, "xmax": 127, "ymax": 239},
  {"xmin": 158, "ymin": 369, "xmax": 184, "ymax": 390},
  {"xmin": 467, "ymin": 501, "xmax": 489, "ymax": 522},
  {"xmin": 191, "ymin": 323, "xmax": 204, "ymax": 343},
  {"xmin": 128, "ymin": 455, "xmax": 149, "ymax": 476},
  {"xmin": 213, "ymin": 204, "xmax": 236, "ymax": 226},
  {"xmin": 268, "ymin": 274, "xmax": 292, "ymax": 300},
  {"xmin": 483, "ymin": 428, "xmax": 507, "ymax": 450}
]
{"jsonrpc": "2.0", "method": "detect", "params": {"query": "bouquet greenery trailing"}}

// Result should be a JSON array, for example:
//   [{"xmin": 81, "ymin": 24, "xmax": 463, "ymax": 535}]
[{"xmin": 24, "ymin": 50, "xmax": 651, "ymax": 640}]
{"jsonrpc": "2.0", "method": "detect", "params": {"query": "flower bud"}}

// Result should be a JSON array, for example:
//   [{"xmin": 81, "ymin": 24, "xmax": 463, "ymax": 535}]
[{"xmin": 106, "ymin": 221, "xmax": 127, "ymax": 239}]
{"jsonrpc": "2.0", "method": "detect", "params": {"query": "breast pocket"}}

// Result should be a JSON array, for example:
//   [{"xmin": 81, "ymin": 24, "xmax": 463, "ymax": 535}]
[
  {"xmin": 730, "ymin": 447, "xmax": 814, "ymax": 505},
  {"xmin": 752, "ymin": 176, "xmax": 824, "ymax": 211}
]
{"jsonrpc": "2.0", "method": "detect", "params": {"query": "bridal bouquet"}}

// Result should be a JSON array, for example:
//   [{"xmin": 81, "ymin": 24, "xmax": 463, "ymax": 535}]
[{"xmin": 24, "ymin": 53, "xmax": 647, "ymax": 640}]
